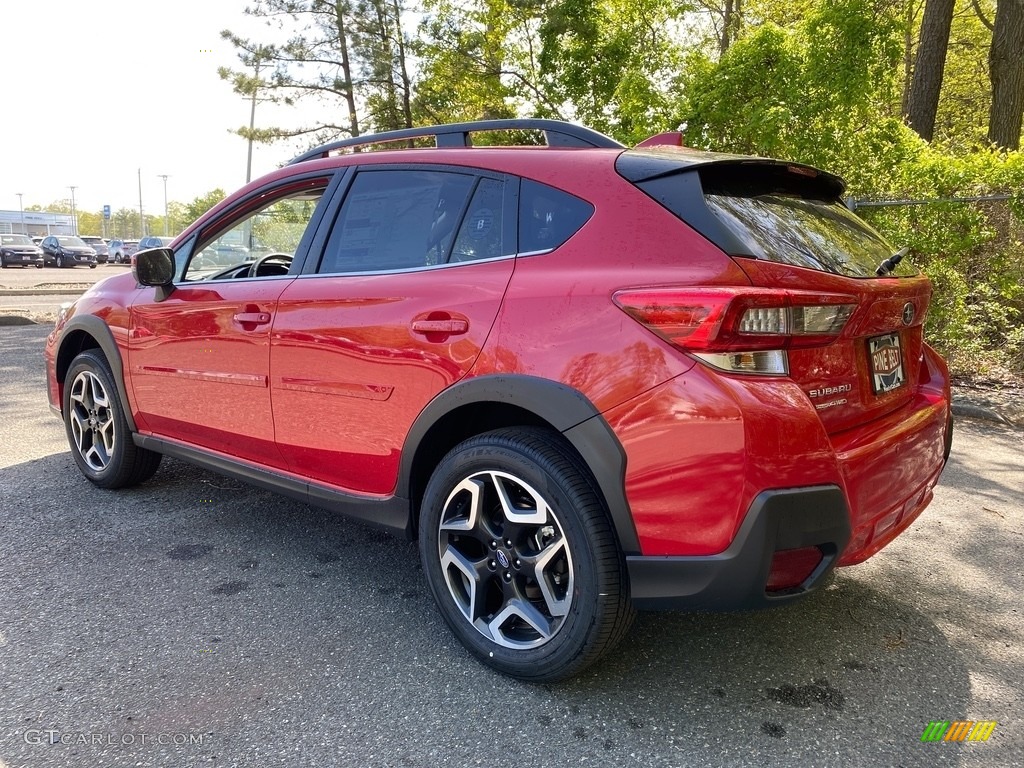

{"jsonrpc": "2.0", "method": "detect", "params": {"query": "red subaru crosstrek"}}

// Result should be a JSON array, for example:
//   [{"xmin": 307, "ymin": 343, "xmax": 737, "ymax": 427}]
[{"xmin": 45, "ymin": 120, "xmax": 952, "ymax": 681}]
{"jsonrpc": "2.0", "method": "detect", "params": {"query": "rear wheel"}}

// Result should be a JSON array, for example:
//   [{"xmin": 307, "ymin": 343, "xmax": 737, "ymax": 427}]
[
  {"xmin": 63, "ymin": 350, "xmax": 161, "ymax": 488},
  {"xmin": 419, "ymin": 427, "xmax": 634, "ymax": 682}
]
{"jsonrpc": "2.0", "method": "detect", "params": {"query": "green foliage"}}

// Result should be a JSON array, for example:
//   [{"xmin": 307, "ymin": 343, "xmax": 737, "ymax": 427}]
[{"xmin": 183, "ymin": 189, "xmax": 227, "ymax": 224}]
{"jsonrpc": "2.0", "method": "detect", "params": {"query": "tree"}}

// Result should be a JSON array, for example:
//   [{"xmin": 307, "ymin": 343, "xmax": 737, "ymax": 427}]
[
  {"xmin": 987, "ymin": 0, "xmax": 1024, "ymax": 148},
  {"xmin": 353, "ymin": 0, "xmax": 414, "ymax": 132},
  {"xmin": 904, "ymin": 0, "xmax": 956, "ymax": 140},
  {"xmin": 413, "ymin": 0, "xmax": 520, "ymax": 124},
  {"xmin": 183, "ymin": 190, "xmax": 227, "ymax": 224},
  {"xmin": 220, "ymin": 1, "xmax": 362, "ymax": 144}
]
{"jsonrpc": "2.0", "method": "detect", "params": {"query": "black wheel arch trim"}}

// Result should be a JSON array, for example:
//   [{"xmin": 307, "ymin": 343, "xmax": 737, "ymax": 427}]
[
  {"xmin": 56, "ymin": 315, "xmax": 137, "ymax": 432},
  {"xmin": 398, "ymin": 374, "xmax": 641, "ymax": 554}
]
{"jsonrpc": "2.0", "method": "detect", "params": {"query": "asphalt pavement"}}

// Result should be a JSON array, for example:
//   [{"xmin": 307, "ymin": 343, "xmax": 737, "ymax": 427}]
[{"xmin": 0, "ymin": 325, "xmax": 1021, "ymax": 768}]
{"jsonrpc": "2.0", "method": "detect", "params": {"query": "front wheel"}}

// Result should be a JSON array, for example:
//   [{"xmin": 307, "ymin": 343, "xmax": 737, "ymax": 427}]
[
  {"xmin": 419, "ymin": 427, "xmax": 634, "ymax": 682},
  {"xmin": 55, "ymin": 253, "xmax": 64, "ymax": 268},
  {"xmin": 63, "ymin": 350, "xmax": 161, "ymax": 488}
]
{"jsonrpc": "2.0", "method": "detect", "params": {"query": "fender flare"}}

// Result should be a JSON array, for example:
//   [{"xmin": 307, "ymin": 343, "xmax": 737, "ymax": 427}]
[
  {"xmin": 57, "ymin": 315, "xmax": 137, "ymax": 432},
  {"xmin": 398, "ymin": 374, "xmax": 640, "ymax": 555}
]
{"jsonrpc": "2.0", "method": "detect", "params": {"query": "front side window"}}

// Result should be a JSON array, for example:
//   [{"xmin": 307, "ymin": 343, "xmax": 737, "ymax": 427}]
[{"xmin": 183, "ymin": 179, "xmax": 327, "ymax": 281}]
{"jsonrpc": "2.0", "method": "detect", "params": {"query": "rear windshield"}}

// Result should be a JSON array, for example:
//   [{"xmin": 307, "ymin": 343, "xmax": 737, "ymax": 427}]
[
  {"xmin": 704, "ymin": 193, "xmax": 916, "ymax": 278},
  {"xmin": 618, "ymin": 150, "xmax": 916, "ymax": 279}
]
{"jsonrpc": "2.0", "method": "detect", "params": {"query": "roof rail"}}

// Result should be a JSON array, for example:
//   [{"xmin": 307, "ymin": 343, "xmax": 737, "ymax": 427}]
[{"xmin": 287, "ymin": 119, "xmax": 624, "ymax": 165}]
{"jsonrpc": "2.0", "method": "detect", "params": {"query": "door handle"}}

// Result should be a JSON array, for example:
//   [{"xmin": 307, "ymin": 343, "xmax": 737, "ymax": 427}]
[
  {"xmin": 411, "ymin": 318, "xmax": 469, "ymax": 335},
  {"xmin": 233, "ymin": 311, "xmax": 271, "ymax": 325}
]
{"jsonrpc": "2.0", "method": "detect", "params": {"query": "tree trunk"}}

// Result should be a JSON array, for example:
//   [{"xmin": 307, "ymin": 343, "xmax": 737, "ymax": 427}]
[
  {"xmin": 391, "ymin": 0, "xmax": 413, "ymax": 129},
  {"xmin": 334, "ymin": 1, "xmax": 361, "ymax": 137},
  {"xmin": 904, "ymin": 0, "xmax": 955, "ymax": 141},
  {"xmin": 987, "ymin": 0, "xmax": 1024, "ymax": 149}
]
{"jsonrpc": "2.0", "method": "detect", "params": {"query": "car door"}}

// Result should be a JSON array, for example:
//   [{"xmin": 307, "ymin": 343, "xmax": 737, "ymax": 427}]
[
  {"xmin": 271, "ymin": 167, "xmax": 516, "ymax": 495},
  {"xmin": 127, "ymin": 175, "xmax": 335, "ymax": 467}
]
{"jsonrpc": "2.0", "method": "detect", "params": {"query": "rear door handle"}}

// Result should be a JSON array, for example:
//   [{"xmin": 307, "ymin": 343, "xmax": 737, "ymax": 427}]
[
  {"xmin": 411, "ymin": 318, "xmax": 469, "ymax": 335},
  {"xmin": 233, "ymin": 311, "xmax": 271, "ymax": 325}
]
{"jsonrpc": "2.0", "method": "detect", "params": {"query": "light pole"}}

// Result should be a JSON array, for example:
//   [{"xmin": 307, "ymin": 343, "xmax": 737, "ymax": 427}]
[
  {"xmin": 158, "ymin": 174, "xmax": 170, "ymax": 235},
  {"xmin": 16, "ymin": 193, "xmax": 25, "ymax": 234},
  {"xmin": 68, "ymin": 186, "xmax": 78, "ymax": 235},
  {"xmin": 138, "ymin": 168, "xmax": 145, "ymax": 238},
  {"xmin": 246, "ymin": 60, "xmax": 260, "ymax": 184}
]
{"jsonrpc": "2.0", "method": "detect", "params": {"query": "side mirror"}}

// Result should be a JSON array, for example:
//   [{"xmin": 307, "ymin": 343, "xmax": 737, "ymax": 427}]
[{"xmin": 134, "ymin": 247, "xmax": 175, "ymax": 289}]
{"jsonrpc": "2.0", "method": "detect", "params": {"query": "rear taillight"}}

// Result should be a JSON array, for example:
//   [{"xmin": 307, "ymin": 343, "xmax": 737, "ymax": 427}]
[{"xmin": 613, "ymin": 287, "xmax": 856, "ymax": 375}]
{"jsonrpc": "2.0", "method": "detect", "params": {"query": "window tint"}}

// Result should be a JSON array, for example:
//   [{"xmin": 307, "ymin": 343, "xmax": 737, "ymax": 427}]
[
  {"xmin": 518, "ymin": 179, "xmax": 594, "ymax": 254},
  {"xmin": 450, "ymin": 178, "xmax": 507, "ymax": 262},
  {"xmin": 320, "ymin": 170, "xmax": 475, "ymax": 274},
  {"xmin": 704, "ymin": 194, "xmax": 917, "ymax": 278}
]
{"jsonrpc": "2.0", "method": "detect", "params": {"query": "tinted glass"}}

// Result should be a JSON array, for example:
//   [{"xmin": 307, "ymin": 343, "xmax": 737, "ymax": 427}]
[
  {"xmin": 518, "ymin": 179, "xmax": 594, "ymax": 254},
  {"xmin": 704, "ymin": 194, "xmax": 916, "ymax": 278},
  {"xmin": 2, "ymin": 235, "xmax": 33, "ymax": 245},
  {"xmin": 450, "ymin": 178, "xmax": 507, "ymax": 262},
  {"xmin": 320, "ymin": 170, "xmax": 475, "ymax": 274}
]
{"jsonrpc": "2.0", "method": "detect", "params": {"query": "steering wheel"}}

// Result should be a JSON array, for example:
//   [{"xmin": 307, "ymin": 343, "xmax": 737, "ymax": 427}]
[{"xmin": 247, "ymin": 252, "xmax": 293, "ymax": 278}]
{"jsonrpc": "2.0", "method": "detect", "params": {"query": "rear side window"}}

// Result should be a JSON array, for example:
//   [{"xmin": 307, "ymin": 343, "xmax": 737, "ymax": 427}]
[{"xmin": 518, "ymin": 180, "xmax": 593, "ymax": 254}]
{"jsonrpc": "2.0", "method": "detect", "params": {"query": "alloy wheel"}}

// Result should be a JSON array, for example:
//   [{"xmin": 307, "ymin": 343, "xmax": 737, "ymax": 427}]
[
  {"xmin": 437, "ymin": 470, "xmax": 574, "ymax": 650},
  {"xmin": 68, "ymin": 369, "xmax": 116, "ymax": 471}
]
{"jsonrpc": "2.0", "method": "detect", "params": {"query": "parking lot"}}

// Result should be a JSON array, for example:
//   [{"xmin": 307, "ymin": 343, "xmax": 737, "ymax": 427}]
[{"xmin": 0, "ymin": 324, "xmax": 1020, "ymax": 768}]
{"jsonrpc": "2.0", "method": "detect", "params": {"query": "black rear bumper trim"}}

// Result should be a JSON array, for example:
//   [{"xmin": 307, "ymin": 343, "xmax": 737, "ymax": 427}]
[{"xmin": 628, "ymin": 485, "xmax": 850, "ymax": 610}]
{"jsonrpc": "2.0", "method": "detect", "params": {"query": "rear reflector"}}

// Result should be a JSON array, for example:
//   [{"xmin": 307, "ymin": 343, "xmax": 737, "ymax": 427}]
[
  {"xmin": 613, "ymin": 287, "xmax": 856, "ymax": 374},
  {"xmin": 766, "ymin": 547, "xmax": 824, "ymax": 592}
]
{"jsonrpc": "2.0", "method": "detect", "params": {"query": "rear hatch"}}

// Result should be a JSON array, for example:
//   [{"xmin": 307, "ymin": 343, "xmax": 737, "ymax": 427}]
[{"xmin": 616, "ymin": 148, "xmax": 929, "ymax": 434}]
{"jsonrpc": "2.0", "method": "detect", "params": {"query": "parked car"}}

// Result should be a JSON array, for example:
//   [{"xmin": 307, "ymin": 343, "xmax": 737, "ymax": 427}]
[
  {"xmin": 31, "ymin": 236, "xmax": 44, "ymax": 246},
  {"xmin": 137, "ymin": 236, "xmax": 175, "ymax": 251},
  {"xmin": 44, "ymin": 119, "xmax": 953, "ymax": 682},
  {"xmin": 40, "ymin": 235, "xmax": 96, "ymax": 268},
  {"xmin": 79, "ymin": 236, "xmax": 110, "ymax": 263},
  {"xmin": 107, "ymin": 239, "xmax": 139, "ymax": 263},
  {"xmin": 0, "ymin": 233, "xmax": 44, "ymax": 268}
]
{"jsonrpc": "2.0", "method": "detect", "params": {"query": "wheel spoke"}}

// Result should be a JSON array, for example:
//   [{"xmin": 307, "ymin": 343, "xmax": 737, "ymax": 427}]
[
  {"xmin": 532, "ymin": 537, "xmax": 573, "ymax": 617},
  {"xmin": 490, "ymin": 471, "xmax": 548, "ymax": 526},
  {"xmin": 96, "ymin": 413, "xmax": 116, "ymax": 455},
  {"xmin": 484, "ymin": 598, "xmax": 555, "ymax": 648},
  {"xmin": 90, "ymin": 375, "xmax": 110, "ymax": 409},
  {"xmin": 69, "ymin": 409, "xmax": 87, "ymax": 449},
  {"xmin": 439, "ymin": 477, "xmax": 484, "ymax": 533},
  {"xmin": 440, "ymin": 543, "xmax": 490, "ymax": 623}
]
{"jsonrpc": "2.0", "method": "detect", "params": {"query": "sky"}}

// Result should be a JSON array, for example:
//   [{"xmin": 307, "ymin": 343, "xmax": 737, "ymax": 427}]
[{"xmin": 1, "ymin": 0, "xmax": 330, "ymax": 220}]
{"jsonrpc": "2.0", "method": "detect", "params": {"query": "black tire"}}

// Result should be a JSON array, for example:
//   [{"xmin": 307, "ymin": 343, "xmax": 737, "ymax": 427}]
[
  {"xmin": 419, "ymin": 427, "xmax": 634, "ymax": 682},
  {"xmin": 89, "ymin": 264, "xmax": 97, "ymax": 269},
  {"xmin": 55, "ymin": 253, "xmax": 64, "ymax": 268},
  {"xmin": 63, "ymin": 350, "xmax": 161, "ymax": 489},
  {"xmin": 36, "ymin": 263, "xmax": 44, "ymax": 269}
]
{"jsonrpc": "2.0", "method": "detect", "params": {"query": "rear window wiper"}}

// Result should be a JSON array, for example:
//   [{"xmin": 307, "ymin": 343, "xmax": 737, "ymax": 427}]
[{"xmin": 876, "ymin": 246, "xmax": 910, "ymax": 276}]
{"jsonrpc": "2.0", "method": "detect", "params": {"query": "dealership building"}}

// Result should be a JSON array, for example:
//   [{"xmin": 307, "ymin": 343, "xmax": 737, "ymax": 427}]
[{"xmin": 0, "ymin": 209, "xmax": 75, "ymax": 237}]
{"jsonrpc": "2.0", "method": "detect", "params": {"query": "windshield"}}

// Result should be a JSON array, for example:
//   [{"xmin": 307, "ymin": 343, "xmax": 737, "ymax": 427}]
[
  {"xmin": 704, "ymin": 194, "xmax": 917, "ymax": 278},
  {"xmin": 57, "ymin": 236, "xmax": 87, "ymax": 247},
  {"xmin": 1, "ymin": 235, "xmax": 33, "ymax": 245}
]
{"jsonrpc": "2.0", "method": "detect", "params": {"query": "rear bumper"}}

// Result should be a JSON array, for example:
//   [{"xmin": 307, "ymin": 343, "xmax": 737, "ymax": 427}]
[{"xmin": 628, "ymin": 486, "xmax": 850, "ymax": 610}]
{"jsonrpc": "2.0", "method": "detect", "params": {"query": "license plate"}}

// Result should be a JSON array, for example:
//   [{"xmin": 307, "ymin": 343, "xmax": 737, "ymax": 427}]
[{"xmin": 869, "ymin": 333, "xmax": 905, "ymax": 394}]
